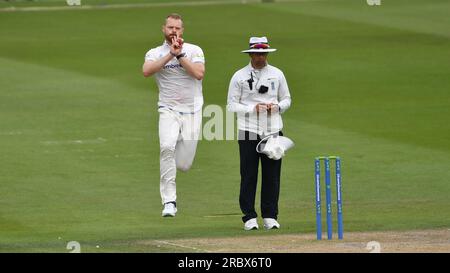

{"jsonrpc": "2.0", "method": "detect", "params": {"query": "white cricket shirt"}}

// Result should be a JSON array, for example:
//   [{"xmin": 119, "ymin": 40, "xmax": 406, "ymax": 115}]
[
  {"xmin": 227, "ymin": 63, "xmax": 291, "ymax": 135},
  {"xmin": 145, "ymin": 41, "xmax": 205, "ymax": 113}
]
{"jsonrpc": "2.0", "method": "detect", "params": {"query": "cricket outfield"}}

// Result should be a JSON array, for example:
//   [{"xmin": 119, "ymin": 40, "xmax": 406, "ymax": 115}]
[{"xmin": 0, "ymin": 0, "xmax": 449, "ymax": 252}]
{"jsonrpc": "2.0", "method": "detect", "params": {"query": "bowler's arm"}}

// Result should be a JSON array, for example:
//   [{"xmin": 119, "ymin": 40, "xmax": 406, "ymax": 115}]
[
  {"xmin": 142, "ymin": 53, "xmax": 174, "ymax": 77},
  {"xmin": 178, "ymin": 58, "xmax": 205, "ymax": 80}
]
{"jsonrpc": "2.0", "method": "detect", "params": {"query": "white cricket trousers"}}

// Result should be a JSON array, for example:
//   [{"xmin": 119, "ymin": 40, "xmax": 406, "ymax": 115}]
[{"xmin": 158, "ymin": 107, "xmax": 201, "ymax": 205}]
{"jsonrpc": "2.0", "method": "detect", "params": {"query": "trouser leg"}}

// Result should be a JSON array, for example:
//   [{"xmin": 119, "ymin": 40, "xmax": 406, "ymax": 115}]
[
  {"xmin": 238, "ymin": 131, "xmax": 260, "ymax": 223},
  {"xmin": 175, "ymin": 111, "xmax": 201, "ymax": 171},
  {"xmin": 159, "ymin": 108, "xmax": 181, "ymax": 205},
  {"xmin": 260, "ymin": 154, "xmax": 282, "ymax": 219}
]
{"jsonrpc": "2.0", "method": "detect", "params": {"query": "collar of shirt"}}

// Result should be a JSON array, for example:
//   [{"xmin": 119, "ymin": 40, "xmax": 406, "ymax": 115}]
[{"xmin": 247, "ymin": 62, "xmax": 269, "ymax": 79}]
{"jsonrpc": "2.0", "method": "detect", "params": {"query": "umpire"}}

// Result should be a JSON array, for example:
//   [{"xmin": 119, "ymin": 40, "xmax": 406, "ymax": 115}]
[{"xmin": 227, "ymin": 37, "xmax": 292, "ymax": 230}]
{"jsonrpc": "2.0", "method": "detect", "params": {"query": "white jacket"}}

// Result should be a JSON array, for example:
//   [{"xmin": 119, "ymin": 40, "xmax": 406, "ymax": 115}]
[{"xmin": 227, "ymin": 63, "xmax": 291, "ymax": 135}]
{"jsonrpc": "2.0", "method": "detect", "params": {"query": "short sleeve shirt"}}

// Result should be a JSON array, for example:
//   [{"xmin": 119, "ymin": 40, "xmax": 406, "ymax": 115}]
[{"xmin": 145, "ymin": 41, "xmax": 205, "ymax": 113}]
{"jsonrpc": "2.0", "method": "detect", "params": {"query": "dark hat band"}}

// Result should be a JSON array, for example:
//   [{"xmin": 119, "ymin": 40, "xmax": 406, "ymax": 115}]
[{"xmin": 249, "ymin": 43, "xmax": 270, "ymax": 49}]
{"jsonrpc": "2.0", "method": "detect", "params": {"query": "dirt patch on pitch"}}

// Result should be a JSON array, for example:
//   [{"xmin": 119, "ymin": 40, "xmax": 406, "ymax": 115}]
[{"xmin": 141, "ymin": 229, "xmax": 450, "ymax": 253}]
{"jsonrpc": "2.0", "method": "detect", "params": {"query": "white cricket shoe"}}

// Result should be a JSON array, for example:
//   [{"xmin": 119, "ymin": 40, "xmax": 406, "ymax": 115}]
[
  {"xmin": 263, "ymin": 218, "xmax": 280, "ymax": 230},
  {"xmin": 244, "ymin": 218, "xmax": 259, "ymax": 230},
  {"xmin": 162, "ymin": 202, "xmax": 177, "ymax": 217}
]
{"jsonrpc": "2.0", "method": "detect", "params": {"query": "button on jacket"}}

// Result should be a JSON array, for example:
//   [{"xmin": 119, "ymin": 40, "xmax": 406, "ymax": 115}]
[{"xmin": 227, "ymin": 63, "xmax": 291, "ymax": 135}]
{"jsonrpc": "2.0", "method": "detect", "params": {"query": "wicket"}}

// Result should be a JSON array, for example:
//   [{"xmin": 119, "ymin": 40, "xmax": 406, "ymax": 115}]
[{"xmin": 315, "ymin": 156, "xmax": 343, "ymax": 240}]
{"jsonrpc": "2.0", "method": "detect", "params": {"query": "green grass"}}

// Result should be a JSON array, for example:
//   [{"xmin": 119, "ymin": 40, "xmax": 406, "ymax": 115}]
[
  {"xmin": 1, "ymin": 0, "xmax": 449, "ymax": 252},
  {"xmin": 0, "ymin": 0, "xmax": 252, "ymax": 8}
]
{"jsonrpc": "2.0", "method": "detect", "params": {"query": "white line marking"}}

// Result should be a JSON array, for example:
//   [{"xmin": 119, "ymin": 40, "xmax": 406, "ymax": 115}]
[
  {"xmin": 41, "ymin": 137, "xmax": 106, "ymax": 145},
  {"xmin": 0, "ymin": 131, "xmax": 23, "ymax": 136},
  {"xmin": 203, "ymin": 214, "xmax": 241, "ymax": 218},
  {"xmin": 154, "ymin": 240, "xmax": 211, "ymax": 253},
  {"xmin": 0, "ymin": 0, "xmax": 263, "ymax": 12}
]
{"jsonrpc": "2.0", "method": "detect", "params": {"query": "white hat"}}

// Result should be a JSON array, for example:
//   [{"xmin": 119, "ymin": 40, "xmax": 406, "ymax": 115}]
[
  {"xmin": 241, "ymin": 36, "xmax": 277, "ymax": 53},
  {"xmin": 256, "ymin": 135, "xmax": 294, "ymax": 160}
]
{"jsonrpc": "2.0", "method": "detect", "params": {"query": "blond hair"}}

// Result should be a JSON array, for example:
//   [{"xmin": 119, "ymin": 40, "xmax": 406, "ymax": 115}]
[{"xmin": 165, "ymin": 13, "xmax": 183, "ymax": 27}]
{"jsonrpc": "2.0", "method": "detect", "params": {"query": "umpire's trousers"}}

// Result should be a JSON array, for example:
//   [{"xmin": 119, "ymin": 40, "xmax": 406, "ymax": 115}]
[{"xmin": 238, "ymin": 130, "xmax": 282, "ymax": 223}]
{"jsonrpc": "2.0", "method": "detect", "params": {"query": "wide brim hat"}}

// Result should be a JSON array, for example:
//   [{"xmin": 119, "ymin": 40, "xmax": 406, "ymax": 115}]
[
  {"xmin": 241, "ymin": 36, "xmax": 277, "ymax": 53},
  {"xmin": 256, "ymin": 135, "xmax": 295, "ymax": 160}
]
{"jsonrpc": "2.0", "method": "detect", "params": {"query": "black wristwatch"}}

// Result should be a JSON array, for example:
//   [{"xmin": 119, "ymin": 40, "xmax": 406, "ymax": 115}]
[{"xmin": 176, "ymin": 53, "xmax": 186, "ymax": 60}]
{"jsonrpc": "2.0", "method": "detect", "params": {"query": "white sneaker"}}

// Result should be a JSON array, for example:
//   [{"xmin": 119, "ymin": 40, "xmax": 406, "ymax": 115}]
[
  {"xmin": 263, "ymin": 218, "xmax": 280, "ymax": 229},
  {"xmin": 162, "ymin": 202, "xmax": 177, "ymax": 217},
  {"xmin": 244, "ymin": 218, "xmax": 259, "ymax": 230}
]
